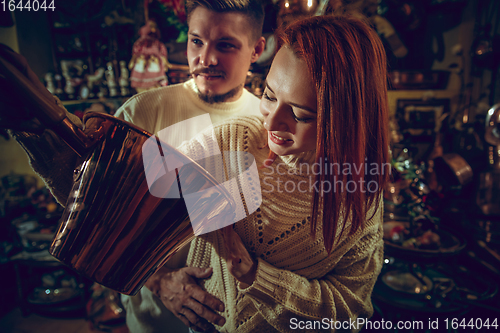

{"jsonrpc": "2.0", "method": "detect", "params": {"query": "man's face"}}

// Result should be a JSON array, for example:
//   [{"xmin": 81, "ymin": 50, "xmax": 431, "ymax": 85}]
[{"xmin": 187, "ymin": 7, "xmax": 263, "ymax": 103}]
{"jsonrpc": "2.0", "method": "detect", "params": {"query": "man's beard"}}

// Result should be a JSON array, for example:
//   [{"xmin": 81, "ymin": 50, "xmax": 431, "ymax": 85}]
[{"xmin": 196, "ymin": 84, "xmax": 243, "ymax": 104}]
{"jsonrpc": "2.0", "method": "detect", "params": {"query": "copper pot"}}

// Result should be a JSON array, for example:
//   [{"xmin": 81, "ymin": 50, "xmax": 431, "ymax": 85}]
[
  {"xmin": 1, "ymin": 49, "xmax": 236, "ymax": 295},
  {"xmin": 433, "ymin": 153, "xmax": 473, "ymax": 188},
  {"xmin": 52, "ymin": 113, "xmax": 237, "ymax": 295}
]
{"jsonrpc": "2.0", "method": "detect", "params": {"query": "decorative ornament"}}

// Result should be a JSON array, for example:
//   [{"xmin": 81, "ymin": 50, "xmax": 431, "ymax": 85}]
[
  {"xmin": 118, "ymin": 60, "xmax": 130, "ymax": 96},
  {"xmin": 105, "ymin": 62, "xmax": 118, "ymax": 97},
  {"xmin": 44, "ymin": 73, "xmax": 56, "ymax": 95},
  {"xmin": 61, "ymin": 61, "xmax": 75, "ymax": 100},
  {"xmin": 128, "ymin": 19, "xmax": 169, "ymax": 93},
  {"xmin": 87, "ymin": 67, "xmax": 105, "ymax": 99},
  {"xmin": 60, "ymin": 60, "xmax": 85, "ymax": 100},
  {"xmin": 53, "ymin": 73, "xmax": 64, "ymax": 99}
]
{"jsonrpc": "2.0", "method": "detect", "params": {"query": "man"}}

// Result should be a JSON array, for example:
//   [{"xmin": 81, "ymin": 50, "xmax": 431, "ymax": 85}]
[
  {"xmin": 116, "ymin": 2, "xmax": 266, "ymax": 332},
  {"xmin": 0, "ymin": 1, "xmax": 265, "ymax": 332},
  {"xmin": 115, "ymin": 0, "xmax": 266, "ymax": 144}
]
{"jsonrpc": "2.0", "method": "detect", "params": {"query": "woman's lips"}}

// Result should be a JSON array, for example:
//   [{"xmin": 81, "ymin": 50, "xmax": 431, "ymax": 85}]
[{"xmin": 269, "ymin": 132, "xmax": 292, "ymax": 145}]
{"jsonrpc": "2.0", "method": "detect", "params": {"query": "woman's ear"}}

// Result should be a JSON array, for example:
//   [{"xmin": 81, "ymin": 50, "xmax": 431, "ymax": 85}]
[{"xmin": 251, "ymin": 37, "xmax": 267, "ymax": 63}]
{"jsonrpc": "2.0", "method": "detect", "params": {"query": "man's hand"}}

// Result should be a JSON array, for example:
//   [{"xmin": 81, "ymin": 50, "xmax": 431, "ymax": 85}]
[{"xmin": 145, "ymin": 266, "xmax": 226, "ymax": 332}]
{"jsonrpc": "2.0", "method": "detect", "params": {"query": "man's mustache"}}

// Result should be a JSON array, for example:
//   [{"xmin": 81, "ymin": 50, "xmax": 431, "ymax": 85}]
[{"xmin": 191, "ymin": 68, "xmax": 226, "ymax": 77}]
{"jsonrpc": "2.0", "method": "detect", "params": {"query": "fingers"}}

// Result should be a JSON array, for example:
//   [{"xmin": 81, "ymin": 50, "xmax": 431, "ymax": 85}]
[
  {"xmin": 175, "ymin": 311, "xmax": 192, "ymax": 329},
  {"xmin": 83, "ymin": 116, "xmax": 107, "ymax": 140},
  {"xmin": 156, "ymin": 267, "xmax": 226, "ymax": 330},
  {"xmin": 172, "ymin": 296, "xmax": 224, "ymax": 331},
  {"xmin": 167, "ymin": 286, "xmax": 225, "ymax": 331},
  {"xmin": 185, "ymin": 281, "xmax": 225, "ymax": 314},
  {"xmin": 177, "ymin": 306, "xmax": 216, "ymax": 332},
  {"xmin": 176, "ymin": 310, "xmax": 216, "ymax": 333},
  {"xmin": 184, "ymin": 296, "xmax": 226, "ymax": 327},
  {"xmin": 226, "ymin": 255, "xmax": 254, "ymax": 280},
  {"xmin": 184, "ymin": 266, "xmax": 213, "ymax": 279}
]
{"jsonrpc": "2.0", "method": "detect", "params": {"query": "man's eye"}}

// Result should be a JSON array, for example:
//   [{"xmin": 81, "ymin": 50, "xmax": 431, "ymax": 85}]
[
  {"xmin": 218, "ymin": 42, "xmax": 236, "ymax": 50},
  {"xmin": 191, "ymin": 38, "xmax": 203, "ymax": 45}
]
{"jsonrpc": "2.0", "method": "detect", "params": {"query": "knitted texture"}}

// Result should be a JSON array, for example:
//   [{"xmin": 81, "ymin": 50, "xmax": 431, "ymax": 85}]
[
  {"xmin": 115, "ymin": 79, "xmax": 262, "ymax": 137},
  {"xmin": 180, "ymin": 115, "xmax": 384, "ymax": 333}
]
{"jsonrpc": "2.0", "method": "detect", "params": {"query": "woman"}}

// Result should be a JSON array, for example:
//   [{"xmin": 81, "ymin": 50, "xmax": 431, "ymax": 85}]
[{"xmin": 148, "ymin": 14, "xmax": 389, "ymax": 333}]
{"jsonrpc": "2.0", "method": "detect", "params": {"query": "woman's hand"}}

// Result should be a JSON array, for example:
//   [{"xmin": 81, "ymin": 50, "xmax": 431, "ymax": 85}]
[
  {"xmin": 145, "ymin": 266, "xmax": 226, "ymax": 332},
  {"xmin": 221, "ymin": 226, "xmax": 257, "ymax": 288}
]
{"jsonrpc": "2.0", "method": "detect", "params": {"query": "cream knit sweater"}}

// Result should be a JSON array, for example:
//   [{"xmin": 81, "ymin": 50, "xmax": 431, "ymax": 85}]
[
  {"xmin": 179, "ymin": 115, "xmax": 384, "ymax": 333},
  {"xmin": 115, "ymin": 79, "xmax": 262, "ymax": 145}
]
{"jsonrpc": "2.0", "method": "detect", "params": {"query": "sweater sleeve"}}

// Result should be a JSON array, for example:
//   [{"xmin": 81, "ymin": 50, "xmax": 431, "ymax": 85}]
[
  {"xmin": 9, "ymin": 100, "xmax": 83, "ymax": 206},
  {"xmin": 239, "ymin": 218, "xmax": 383, "ymax": 332},
  {"xmin": 114, "ymin": 91, "xmax": 157, "ymax": 133}
]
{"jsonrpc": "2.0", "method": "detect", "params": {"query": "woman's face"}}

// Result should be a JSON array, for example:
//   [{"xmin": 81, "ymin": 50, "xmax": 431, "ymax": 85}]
[{"xmin": 260, "ymin": 47, "xmax": 317, "ymax": 156}]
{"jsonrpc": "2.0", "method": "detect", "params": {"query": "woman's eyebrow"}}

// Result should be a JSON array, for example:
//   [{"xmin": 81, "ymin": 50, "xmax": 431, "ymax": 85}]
[
  {"xmin": 266, "ymin": 82, "xmax": 275, "ymax": 94},
  {"xmin": 265, "ymin": 82, "xmax": 316, "ymax": 114}
]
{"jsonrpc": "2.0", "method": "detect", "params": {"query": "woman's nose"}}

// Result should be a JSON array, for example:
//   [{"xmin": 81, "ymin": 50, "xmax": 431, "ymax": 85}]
[{"xmin": 264, "ymin": 105, "xmax": 289, "ymax": 132}]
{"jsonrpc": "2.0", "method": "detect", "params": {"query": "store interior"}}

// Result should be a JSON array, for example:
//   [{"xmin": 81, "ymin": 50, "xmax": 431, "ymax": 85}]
[{"xmin": 0, "ymin": 0, "xmax": 499, "ymax": 332}]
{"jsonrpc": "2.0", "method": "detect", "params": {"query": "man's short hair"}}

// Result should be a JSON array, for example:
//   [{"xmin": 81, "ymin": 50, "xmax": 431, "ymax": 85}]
[{"xmin": 185, "ymin": 0, "xmax": 264, "ymax": 43}]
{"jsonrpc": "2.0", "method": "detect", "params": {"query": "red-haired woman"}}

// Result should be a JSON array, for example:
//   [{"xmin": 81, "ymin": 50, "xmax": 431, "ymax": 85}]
[{"xmin": 149, "ymin": 14, "xmax": 390, "ymax": 333}]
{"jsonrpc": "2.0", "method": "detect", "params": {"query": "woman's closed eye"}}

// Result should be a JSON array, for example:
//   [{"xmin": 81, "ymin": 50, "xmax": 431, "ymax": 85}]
[
  {"xmin": 263, "ymin": 91, "xmax": 315, "ymax": 123},
  {"xmin": 292, "ymin": 111, "xmax": 315, "ymax": 123},
  {"xmin": 262, "ymin": 91, "xmax": 276, "ymax": 102}
]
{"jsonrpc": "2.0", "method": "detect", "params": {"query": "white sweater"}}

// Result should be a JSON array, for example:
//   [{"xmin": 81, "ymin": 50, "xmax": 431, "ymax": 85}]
[{"xmin": 114, "ymin": 79, "xmax": 262, "ymax": 137}]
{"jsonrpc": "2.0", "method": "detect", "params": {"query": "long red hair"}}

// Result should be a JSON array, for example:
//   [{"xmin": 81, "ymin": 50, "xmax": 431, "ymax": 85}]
[{"xmin": 271, "ymin": 15, "xmax": 390, "ymax": 253}]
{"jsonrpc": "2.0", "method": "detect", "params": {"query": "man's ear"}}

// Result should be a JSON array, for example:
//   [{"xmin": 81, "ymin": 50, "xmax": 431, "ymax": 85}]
[{"xmin": 250, "ymin": 36, "xmax": 266, "ymax": 63}]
